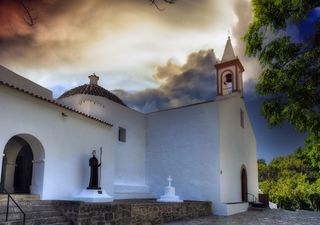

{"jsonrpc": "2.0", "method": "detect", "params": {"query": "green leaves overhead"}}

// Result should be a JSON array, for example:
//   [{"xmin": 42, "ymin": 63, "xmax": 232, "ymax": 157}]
[
  {"xmin": 249, "ymin": 2, "xmax": 320, "ymax": 206},
  {"xmin": 244, "ymin": 1, "xmax": 320, "ymax": 159}
]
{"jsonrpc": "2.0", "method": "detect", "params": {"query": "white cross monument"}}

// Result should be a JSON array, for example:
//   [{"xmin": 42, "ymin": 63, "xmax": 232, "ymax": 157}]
[{"xmin": 157, "ymin": 175, "xmax": 183, "ymax": 202}]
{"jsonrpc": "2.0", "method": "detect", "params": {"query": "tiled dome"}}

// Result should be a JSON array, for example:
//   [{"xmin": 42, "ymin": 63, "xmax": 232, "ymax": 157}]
[{"xmin": 58, "ymin": 74, "xmax": 126, "ymax": 106}]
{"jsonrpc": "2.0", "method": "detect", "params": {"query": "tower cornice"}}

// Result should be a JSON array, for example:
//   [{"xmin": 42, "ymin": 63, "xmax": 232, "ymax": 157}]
[{"xmin": 215, "ymin": 58, "xmax": 244, "ymax": 72}]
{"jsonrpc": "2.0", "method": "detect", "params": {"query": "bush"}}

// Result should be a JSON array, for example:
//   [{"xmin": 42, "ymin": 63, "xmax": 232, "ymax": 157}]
[
  {"xmin": 258, "ymin": 153, "xmax": 320, "ymax": 211},
  {"xmin": 310, "ymin": 193, "xmax": 320, "ymax": 211}
]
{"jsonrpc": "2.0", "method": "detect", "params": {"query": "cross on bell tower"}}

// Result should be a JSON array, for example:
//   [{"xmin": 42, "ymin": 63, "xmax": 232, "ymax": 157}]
[{"xmin": 215, "ymin": 37, "xmax": 244, "ymax": 96}]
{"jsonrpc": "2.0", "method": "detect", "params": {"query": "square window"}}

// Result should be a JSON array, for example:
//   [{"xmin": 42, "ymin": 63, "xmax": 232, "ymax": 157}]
[{"xmin": 119, "ymin": 127, "xmax": 126, "ymax": 142}]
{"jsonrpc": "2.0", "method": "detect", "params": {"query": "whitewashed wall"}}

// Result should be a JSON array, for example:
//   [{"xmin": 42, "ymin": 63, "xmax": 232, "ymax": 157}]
[
  {"xmin": 218, "ymin": 93, "xmax": 258, "ymax": 203},
  {"xmin": 0, "ymin": 86, "xmax": 114, "ymax": 199},
  {"xmin": 146, "ymin": 102, "xmax": 222, "ymax": 213},
  {"xmin": 57, "ymin": 94, "xmax": 149, "ymax": 198}
]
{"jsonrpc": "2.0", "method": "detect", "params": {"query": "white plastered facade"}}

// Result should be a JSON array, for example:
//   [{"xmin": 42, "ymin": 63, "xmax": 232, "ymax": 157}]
[
  {"xmin": 0, "ymin": 84, "xmax": 114, "ymax": 200},
  {"xmin": 0, "ymin": 39, "xmax": 258, "ymax": 215}
]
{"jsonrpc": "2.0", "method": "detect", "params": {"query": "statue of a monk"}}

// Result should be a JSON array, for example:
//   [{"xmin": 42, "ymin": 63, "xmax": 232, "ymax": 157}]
[{"xmin": 87, "ymin": 150, "xmax": 101, "ymax": 189}]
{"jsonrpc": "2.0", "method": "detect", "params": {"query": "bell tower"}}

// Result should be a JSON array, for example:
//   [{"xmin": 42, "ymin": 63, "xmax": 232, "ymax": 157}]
[{"xmin": 215, "ymin": 37, "xmax": 244, "ymax": 96}]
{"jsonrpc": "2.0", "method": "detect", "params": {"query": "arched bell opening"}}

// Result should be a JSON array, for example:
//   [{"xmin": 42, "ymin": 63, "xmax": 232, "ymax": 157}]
[
  {"xmin": 223, "ymin": 73, "xmax": 233, "ymax": 95},
  {"xmin": 220, "ymin": 70, "xmax": 235, "ymax": 96}
]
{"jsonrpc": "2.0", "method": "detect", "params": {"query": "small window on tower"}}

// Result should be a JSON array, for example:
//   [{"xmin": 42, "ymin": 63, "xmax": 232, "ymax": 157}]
[
  {"xmin": 240, "ymin": 109, "xmax": 244, "ymax": 128},
  {"xmin": 119, "ymin": 127, "xmax": 126, "ymax": 142}
]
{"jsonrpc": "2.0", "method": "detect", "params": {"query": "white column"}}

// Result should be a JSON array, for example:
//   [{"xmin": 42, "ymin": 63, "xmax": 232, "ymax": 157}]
[
  {"xmin": 30, "ymin": 159, "xmax": 44, "ymax": 197},
  {"xmin": 4, "ymin": 163, "xmax": 16, "ymax": 193}
]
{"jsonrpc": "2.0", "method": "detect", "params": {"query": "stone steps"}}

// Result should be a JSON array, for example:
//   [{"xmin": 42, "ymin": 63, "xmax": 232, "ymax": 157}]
[
  {"xmin": 0, "ymin": 210, "xmax": 61, "ymax": 221},
  {"xmin": 0, "ymin": 200, "xmax": 54, "ymax": 206},
  {"xmin": 0, "ymin": 215, "xmax": 71, "ymax": 225},
  {"xmin": 248, "ymin": 206, "xmax": 268, "ymax": 211},
  {"xmin": 248, "ymin": 201, "xmax": 269, "ymax": 212},
  {"xmin": 0, "ymin": 200, "xmax": 71, "ymax": 225},
  {"xmin": 0, "ymin": 195, "xmax": 40, "ymax": 202},
  {"xmin": 0, "ymin": 205, "xmax": 58, "ymax": 214},
  {"xmin": 250, "ymin": 202, "xmax": 266, "ymax": 208},
  {"xmin": 248, "ymin": 205, "xmax": 269, "ymax": 211}
]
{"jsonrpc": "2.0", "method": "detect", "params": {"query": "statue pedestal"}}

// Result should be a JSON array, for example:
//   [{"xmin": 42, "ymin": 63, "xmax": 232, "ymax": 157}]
[
  {"xmin": 157, "ymin": 186, "xmax": 183, "ymax": 202},
  {"xmin": 73, "ymin": 188, "xmax": 113, "ymax": 202}
]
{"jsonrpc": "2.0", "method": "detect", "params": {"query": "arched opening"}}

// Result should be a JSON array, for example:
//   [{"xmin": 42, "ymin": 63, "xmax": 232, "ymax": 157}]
[
  {"xmin": 241, "ymin": 165, "xmax": 248, "ymax": 202},
  {"xmin": 222, "ymin": 71, "xmax": 234, "ymax": 95},
  {"xmin": 13, "ymin": 145, "xmax": 33, "ymax": 193},
  {"xmin": 1, "ymin": 134, "xmax": 45, "ymax": 196}
]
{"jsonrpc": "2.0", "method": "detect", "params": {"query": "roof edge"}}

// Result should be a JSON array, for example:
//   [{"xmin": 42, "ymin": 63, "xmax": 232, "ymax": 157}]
[
  {"xmin": 0, "ymin": 81, "xmax": 113, "ymax": 128},
  {"xmin": 147, "ymin": 99, "xmax": 216, "ymax": 115},
  {"xmin": 57, "ymin": 83, "xmax": 127, "ymax": 107}
]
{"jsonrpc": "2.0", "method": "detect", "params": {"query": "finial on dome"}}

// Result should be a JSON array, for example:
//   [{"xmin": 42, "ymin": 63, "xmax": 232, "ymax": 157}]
[{"xmin": 89, "ymin": 73, "xmax": 99, "ymax": 85}]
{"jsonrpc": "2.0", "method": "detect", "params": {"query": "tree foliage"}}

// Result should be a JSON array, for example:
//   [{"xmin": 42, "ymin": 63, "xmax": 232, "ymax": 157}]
[
  {"xmin": 258, "ymin": 151, "xmax": 320, "ymax": 211},
  {"xmin": 244, "ymin": 1, "xmax": 320, "ymax": 166}
]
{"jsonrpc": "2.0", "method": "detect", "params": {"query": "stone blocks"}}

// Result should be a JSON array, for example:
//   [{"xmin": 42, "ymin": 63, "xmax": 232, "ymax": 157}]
[{"xmin": 54, "ymin": 200, "xmax": 212, "ymax": 225}]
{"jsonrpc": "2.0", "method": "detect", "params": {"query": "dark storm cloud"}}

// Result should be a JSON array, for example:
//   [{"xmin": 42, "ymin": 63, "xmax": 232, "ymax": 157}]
[
  {"xmin": 231, "ymin": 0, "xmax": 261, "ymax": 94},
  {"xmin": 0, "ymin": 0, "xmax": 224, "ymax": 68},
  {"xmin": 113, "ymin": 49, "xmax": 217, "ymax": 113},
  {"xmin": 113, "ymin": 0, "xmax": 259, "ymax": 113},
  {"xmin": 0, "ymin": 0, "xmax": 102, "ymax": 67}
]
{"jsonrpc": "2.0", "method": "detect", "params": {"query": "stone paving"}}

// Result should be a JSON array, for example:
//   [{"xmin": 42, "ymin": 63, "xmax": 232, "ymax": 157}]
[{"xmin": 163, "ymin": 209, "xmax": 320, "ymax": 225}]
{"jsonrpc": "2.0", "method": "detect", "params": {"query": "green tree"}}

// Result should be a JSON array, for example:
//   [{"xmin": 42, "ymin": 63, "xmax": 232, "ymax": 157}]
[
  {"xmin": 244, "ymin": 1, "xmax": 320, "ymax": 167},
  {"xmin": 310, "ymin": 179, "xmax": 320, "ymax": 210},
  {"xmin": 257, "ymin": 159, "xmax": 269, "ymax": 182},
  {"xmin": 258, "ymin": 151, "xmax": 319, "ymax": 210}
]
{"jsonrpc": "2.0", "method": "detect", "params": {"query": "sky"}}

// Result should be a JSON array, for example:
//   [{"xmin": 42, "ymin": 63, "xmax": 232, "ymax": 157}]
[{"xmin": 0, "ymin": 0, "xmax": 309, "ymax": 162}]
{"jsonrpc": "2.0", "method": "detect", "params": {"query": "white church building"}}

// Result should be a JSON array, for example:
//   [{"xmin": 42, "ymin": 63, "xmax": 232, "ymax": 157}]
[{"xmin": 0, "ymin": 38, "xmax": 258, "ymax": 216}]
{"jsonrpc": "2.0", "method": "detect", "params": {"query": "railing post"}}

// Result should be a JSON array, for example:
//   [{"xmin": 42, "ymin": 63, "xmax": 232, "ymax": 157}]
[
  {"xmin": 1, "ymin": 184, "xmax": 26, "ymax": 225},
  {"xmin": 247, "ymin": 192, "xmax": 256, "ymax": 203},
  {"xmin": 6, "ymin": 194, "xmax": 9, "ymax": 221}
]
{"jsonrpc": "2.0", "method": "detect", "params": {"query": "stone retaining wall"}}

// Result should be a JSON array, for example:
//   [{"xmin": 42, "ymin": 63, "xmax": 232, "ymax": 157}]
[{"xmin": 53, "ymin": 200, "xmax": 212, "ymax": 225}]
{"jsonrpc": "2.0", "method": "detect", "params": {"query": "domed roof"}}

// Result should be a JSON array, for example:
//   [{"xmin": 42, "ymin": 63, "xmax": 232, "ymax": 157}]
[{"xmin": 58, "ymin": 74, "xmax": 126, "ymax": 106}]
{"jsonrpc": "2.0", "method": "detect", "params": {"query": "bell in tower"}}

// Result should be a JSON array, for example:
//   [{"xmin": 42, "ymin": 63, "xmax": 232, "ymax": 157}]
[{"xmin": 215, "ymin": 37, "xmax": 244, "ymax": 97}]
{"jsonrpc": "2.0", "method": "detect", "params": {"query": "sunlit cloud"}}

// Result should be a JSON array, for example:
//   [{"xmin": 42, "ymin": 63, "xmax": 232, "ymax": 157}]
[{"xmin": 0, "ymin": 0, "xmax": 238, "ymax": 94}]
